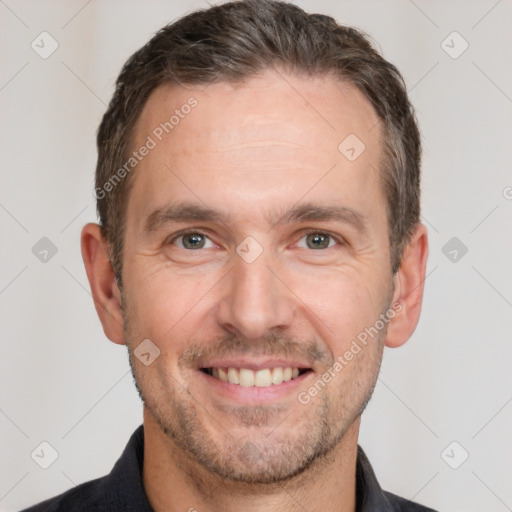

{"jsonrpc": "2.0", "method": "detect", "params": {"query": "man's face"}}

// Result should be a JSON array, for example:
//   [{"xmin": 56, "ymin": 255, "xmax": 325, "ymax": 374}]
[{"xmin": 121, "ymin": 70, "xmax": 394, "ymax": 483}]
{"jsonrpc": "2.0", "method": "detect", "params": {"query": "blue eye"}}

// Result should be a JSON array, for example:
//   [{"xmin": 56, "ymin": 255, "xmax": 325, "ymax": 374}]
[
  {"xmin": 168, "ymin": 230, "xmax": 341, "ymax": 251},
  {"xmin": 297, "ymin": 231, "xmax": 339, "ymax": 250},
  {"xmin": 171, "ymin": 231, "xmax": 216, "ymax": 250}
]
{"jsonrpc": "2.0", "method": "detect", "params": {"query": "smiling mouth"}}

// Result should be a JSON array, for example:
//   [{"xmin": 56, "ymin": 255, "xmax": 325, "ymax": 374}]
[{"xmin": 201, "ymin": 367, "xmax": 312, "ymax": 387}]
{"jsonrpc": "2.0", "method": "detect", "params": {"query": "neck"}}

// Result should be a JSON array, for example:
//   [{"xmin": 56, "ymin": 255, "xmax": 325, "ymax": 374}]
[{"xmin": 142, "ymin": 408, "xmax": 360, "ymax": 512}]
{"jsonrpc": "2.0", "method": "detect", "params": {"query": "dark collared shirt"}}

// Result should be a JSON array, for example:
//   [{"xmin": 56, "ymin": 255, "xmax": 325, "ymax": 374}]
[{"xmin": 21, "ymin": 425, "xmax": 438, "ymax": 512}]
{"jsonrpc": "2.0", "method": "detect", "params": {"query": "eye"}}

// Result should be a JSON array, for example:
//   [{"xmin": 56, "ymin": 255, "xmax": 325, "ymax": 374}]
[
  {"xmin": 170, "ymin": 230, "xmax": 216, "ymax": 250},
  {"xmin": 167, "ymin": 229, "xmax": 342, "ymax": 252},
  {"xmin": 296, "ymin": 231, "xmax": 340, "ymax": 250}
]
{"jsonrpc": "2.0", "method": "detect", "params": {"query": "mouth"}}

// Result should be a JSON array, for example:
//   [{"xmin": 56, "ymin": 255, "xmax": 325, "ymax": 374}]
[{"xmin": 200, "ymin": 366, "xmax": 312, "ymax": 388}]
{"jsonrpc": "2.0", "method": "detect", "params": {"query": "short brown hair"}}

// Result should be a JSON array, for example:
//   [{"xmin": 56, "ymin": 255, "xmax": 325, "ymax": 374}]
[{"xmin": 95, "ymin": 0, "xmax": 421, "ymax": 287}]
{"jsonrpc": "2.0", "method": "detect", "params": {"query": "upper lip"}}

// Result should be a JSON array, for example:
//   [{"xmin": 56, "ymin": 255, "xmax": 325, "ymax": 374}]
[{"xmin": 199, "ymin": 358, "xmax": 313, "ymax": 371}]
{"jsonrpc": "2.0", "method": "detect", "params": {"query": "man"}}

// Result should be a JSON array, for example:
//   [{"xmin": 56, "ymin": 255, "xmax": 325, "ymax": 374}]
[{"xmin": 22, "ymin": 0, "xmax": 435, "ymax": 510}]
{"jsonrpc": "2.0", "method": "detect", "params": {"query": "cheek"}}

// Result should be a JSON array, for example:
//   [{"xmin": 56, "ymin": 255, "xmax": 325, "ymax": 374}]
[
  {"xmin": 123, "ymin": 262, "xmax": 216, "ymax": 344},
  {"xmin": 292, "ymin": 267, "xmax": 389, "ymax": 352}
]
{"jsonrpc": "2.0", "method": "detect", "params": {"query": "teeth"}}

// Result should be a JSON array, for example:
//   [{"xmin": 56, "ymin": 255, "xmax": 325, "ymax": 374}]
[
  {"xmin": 272, "ymin": 367, "xmax": 284, "ymax": 385},
  {"xmin": 255, "ymin": 369, "xmax": 272, "ymax": 387},
  {"xmin": 239, "ymin": 368, "xmax": 255, "ymax": 387},
  {"xmin": 227, "ymin": 367, "xmax": 239, "ymax": 384},
  {"xmin": 208, "ymin": 366, "xmax": 305, "ymax": 387}
]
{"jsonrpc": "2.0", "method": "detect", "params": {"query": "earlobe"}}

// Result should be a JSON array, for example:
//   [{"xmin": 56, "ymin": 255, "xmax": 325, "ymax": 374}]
[
  {"xmin": 385, "ymin": 223, "xmax": 429, "ymax": 348},
  {"xmin": 81, "ymin": 223, "xmax": 126, "ymax": 345}
]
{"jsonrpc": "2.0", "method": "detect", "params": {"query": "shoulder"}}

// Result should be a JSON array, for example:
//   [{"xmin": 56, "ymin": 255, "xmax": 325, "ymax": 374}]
[
  {"xmin": 19, "ymin": 425, "xmax": 151, "ymax": 512},
  {"xmin": 19, "ymin": 476, "xmax": 107, "ymax": 512},
  {"xmin": 383, "ymin": 490, "xmax": 439, "ymax": 512}
]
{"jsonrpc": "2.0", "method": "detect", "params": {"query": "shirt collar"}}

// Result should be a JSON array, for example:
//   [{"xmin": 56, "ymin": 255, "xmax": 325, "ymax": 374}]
[
  {"xmin": 103, "ymin": 424, "xmax": 154, "ymax": 511},
  {"xmin": 355, "ymin": 445, "xmax": 395, "ymax": 512}
]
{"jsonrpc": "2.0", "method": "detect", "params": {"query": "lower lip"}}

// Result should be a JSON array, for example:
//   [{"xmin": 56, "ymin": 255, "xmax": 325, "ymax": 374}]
[{"xmin": 199, "ymin": 370, "xmax": 314, "ymax": 404}]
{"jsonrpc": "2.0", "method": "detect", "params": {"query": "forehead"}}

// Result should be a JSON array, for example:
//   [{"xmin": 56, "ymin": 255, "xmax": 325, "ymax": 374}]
[
  {"xmin": 127, "ymin": 70, "xmax": 384, "ymax": 231},
  {"xmin": 134, "ymin": 70, "xmax": 380, "ymax": 162}
]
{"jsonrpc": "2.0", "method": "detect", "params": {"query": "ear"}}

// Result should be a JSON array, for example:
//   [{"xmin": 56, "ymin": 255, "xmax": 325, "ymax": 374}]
[
  {"xmin": 385, "ymin": 223, "xmax": 429, "ymax": 348},
  {"xmin": 81, "ymin": 223, "xmax": 125, "ymax": 345}
]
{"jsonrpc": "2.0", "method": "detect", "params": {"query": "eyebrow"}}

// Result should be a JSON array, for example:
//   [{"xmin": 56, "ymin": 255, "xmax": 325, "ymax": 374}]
[{"xmin": 144, "ymin": 201, "xmax": 367, "ymax": 234}]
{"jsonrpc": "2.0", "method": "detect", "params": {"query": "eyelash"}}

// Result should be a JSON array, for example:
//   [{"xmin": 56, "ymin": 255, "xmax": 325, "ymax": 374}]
[{"xmin": 167, "ymin": 228, "xmax": 345, "ymax": 250}]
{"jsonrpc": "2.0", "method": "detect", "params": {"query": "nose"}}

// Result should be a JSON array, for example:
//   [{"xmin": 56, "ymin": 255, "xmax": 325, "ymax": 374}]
[{"xmin": 216, "ymin": 250, "xmax": 296, "ymax": 340}]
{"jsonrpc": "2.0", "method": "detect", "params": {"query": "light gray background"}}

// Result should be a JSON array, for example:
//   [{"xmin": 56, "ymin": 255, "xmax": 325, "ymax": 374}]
[{"xmin": 1, "ymin": 1, "xmax": 511, "ymax": 511}]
